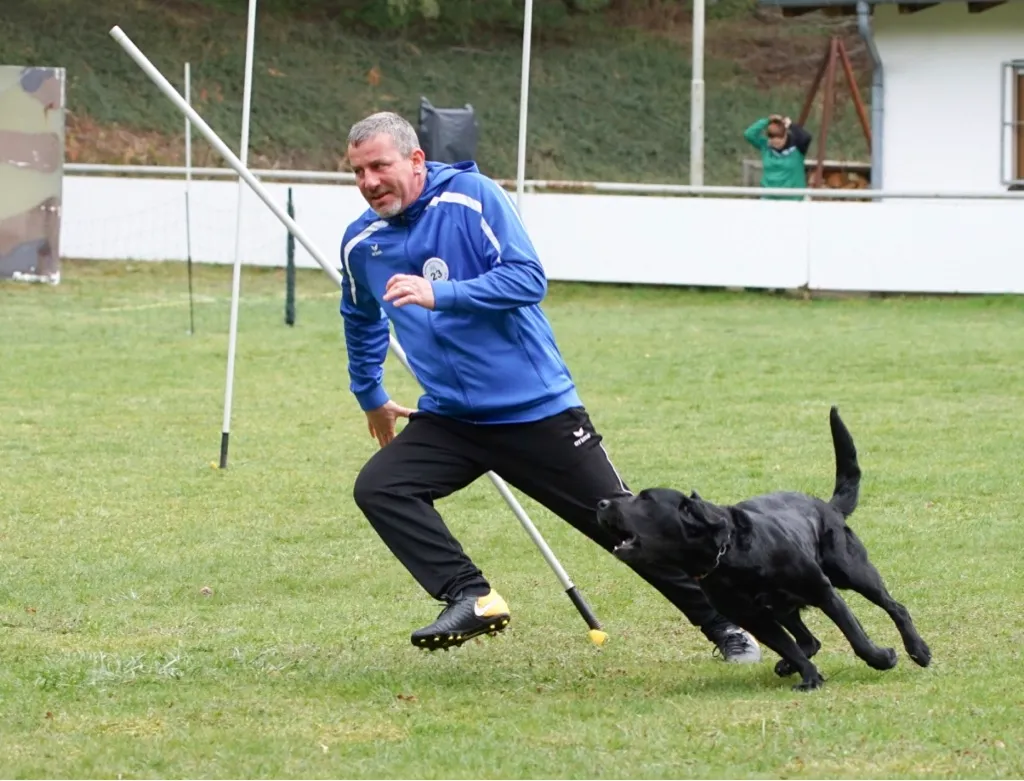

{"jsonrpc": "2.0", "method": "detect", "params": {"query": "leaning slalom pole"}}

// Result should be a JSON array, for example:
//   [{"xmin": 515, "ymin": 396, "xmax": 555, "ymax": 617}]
[
  {"xmin": 218, "ymin": 0, "xmax": 260, "ymax": 469},
  {"xmin": 109, "ymin": 25, "xmax": 607, "ymax": 647}
]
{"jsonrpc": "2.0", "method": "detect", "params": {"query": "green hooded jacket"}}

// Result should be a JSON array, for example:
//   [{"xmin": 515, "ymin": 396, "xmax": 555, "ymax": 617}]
[{"xmin": 743, "ymin": 117, "xmax": 813, "ymax": 200}]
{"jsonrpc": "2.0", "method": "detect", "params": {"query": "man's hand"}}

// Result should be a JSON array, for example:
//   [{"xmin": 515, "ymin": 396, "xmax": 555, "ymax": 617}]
[
  {"xmin": 365, "ymin": 400, "xmax": 415, "ymax": 448},
  {"xmin": 383, "ymin": 274, "xmax": 435, "ymax": 310}
]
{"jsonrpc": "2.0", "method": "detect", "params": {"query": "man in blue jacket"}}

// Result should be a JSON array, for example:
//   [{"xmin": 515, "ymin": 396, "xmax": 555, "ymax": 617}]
[{"xmin": 339, "ymin": 111, "xmax": 761, "ymax": 663}]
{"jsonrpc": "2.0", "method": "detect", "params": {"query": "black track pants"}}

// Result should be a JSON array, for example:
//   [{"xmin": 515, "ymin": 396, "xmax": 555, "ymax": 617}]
[{"xmin": 351, "ymin": 406, "xmax": 725, "ymax": 630}]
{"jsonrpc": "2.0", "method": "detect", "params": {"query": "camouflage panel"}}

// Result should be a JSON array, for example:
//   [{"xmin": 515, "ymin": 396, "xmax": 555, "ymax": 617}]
[{"xmin": 0, "ymin": 66, "xmax": 65, "ymax": 284}]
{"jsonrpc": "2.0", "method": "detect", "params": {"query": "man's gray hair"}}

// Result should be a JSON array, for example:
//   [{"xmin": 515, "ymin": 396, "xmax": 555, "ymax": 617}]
[{"xmin": 347, "ymin": 111, "xmax": 421, "ymax": 157}]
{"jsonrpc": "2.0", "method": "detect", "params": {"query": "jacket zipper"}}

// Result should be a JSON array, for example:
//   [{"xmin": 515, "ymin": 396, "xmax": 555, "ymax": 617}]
[{"xmin": 400, "ymin": 228, "xmax": 471, "ymax": 409}]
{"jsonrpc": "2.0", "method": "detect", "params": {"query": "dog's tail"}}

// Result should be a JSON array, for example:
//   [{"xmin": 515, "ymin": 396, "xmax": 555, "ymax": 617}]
[{"xmin": 828, "ymin": 405, "xmax": 861, "ymax": 518}]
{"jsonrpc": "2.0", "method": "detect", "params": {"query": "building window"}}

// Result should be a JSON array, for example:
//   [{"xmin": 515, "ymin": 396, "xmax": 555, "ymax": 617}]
[{"xmin": 1002, "ymin": 61, "xmax": 1024, "ymax": 188}]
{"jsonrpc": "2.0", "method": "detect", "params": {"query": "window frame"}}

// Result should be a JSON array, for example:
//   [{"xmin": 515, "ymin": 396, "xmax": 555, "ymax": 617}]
[{"xmin": 1000, "ymin": 60, "xmax": 1024, "ymax": 188}]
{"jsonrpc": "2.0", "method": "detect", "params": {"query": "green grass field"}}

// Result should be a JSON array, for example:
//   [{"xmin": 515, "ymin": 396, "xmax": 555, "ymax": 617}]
[{"xmin": 2, "ymin": 260, "xmax": 1023, "ymax": 778}]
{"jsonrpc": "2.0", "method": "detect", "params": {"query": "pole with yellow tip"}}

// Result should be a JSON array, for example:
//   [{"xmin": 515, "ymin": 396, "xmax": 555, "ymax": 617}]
[{"xmin": 108, "ymin": 24, "xmax": 609, "ymax": 647}]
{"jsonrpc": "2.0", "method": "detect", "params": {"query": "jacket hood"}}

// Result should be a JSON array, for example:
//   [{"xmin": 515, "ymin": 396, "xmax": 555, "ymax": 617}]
[{"xmin": 391, "ymin": 160, "xmax": 480, "ymax": 223}]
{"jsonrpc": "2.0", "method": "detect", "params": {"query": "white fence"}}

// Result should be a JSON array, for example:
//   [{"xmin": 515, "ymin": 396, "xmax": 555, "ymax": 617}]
[{"xmin": 57, "ymin": 170, "xmax": 1024, "ymax": 295}]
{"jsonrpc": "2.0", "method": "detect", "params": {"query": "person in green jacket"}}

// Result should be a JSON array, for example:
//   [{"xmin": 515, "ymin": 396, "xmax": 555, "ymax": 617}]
[{"xmin": 743, "ymin": 114, "xmax": 813, "ymax": 200}]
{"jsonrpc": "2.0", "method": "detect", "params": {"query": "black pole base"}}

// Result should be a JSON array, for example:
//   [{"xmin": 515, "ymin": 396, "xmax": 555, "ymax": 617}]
[
  {"xmin": 218, "ymin": 431, "xmax": 230, "ymax": 469},
  {"xmin": 566, "ymin": 586, "xmax": 602, "ymax": 631}
]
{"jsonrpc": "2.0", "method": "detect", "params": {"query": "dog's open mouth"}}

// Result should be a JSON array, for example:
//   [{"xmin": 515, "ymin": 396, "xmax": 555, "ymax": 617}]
[
  {"xmin": 612, "ymin": 534, "xmax": 638, "ymax": 554},
  {"xmin": 597, "ymin": 501, "xmax": 639, "ymax": 555}
]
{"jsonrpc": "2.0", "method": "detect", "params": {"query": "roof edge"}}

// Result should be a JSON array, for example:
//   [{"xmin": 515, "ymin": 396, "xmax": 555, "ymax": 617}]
[
  {"xmin": 757, "ymin": 0, "xmax": 1007, "ymax": 8},
  {"xmin": 757, "ymin": 0, "xmax": 1008, "ymax": 17}
]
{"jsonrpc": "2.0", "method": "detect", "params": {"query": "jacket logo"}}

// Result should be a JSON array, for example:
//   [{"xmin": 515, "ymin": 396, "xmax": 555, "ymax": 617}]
[
  {"xmin": 370, "ymin": 243, "xmax": 382, "ymax": 257},
  {"xmin": 422, "ymin": 257, "xmax": 449, "ymax": 282}
]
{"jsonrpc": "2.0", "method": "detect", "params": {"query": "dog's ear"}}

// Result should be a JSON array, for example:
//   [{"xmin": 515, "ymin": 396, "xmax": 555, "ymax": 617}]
[
  {"xmin": 681, "ymin": 494, "xmax": 730, "ymax": 543},
  {"xmin": 678, "ymin": 493, "xmax": 707, "ymax": 522},
  {"xmin": 728, "ymin": 506, "xmax": 752, "ymax": 533},
  {"xmin": 707, "ymin": 511, "xmax": 730, "ymax": 547}
]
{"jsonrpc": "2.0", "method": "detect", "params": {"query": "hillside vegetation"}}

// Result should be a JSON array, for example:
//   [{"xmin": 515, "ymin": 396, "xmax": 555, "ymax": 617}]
[{"xmin": 2, "ymin": 0, "xmax": 873, "ymax": 184}]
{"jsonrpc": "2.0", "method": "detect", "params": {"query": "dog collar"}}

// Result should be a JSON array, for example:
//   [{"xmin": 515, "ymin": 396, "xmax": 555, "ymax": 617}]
[{"xmin": 693, "ymin": 538, "xmax": 731, "ymax": 581}]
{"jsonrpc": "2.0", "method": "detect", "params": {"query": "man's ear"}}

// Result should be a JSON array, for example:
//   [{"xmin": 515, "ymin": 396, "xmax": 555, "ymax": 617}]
[{"xmin": 411, "ymin": 147, "xmax": 426, "ymax": 170}]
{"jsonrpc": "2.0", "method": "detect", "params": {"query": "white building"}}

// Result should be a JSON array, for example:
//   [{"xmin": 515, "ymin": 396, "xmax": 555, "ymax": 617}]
[{"xmin": 759, "ymin": 0, "xmax": 1024, "ymax": 193}]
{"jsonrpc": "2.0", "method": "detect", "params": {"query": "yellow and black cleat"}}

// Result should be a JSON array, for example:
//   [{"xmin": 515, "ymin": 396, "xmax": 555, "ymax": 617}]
[{"xmin": 411, "ymin": 589, "xmax": 511, "ymax": 650}]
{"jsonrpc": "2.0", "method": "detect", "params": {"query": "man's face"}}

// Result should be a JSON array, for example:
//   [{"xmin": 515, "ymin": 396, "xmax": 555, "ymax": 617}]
[
  {"xmin": 348, "ymin": 134, "xmax": 425, "ymax": 218},
  {"xmin": 767, "ymin": 125, "xmax": 787, "ymax": 150}
]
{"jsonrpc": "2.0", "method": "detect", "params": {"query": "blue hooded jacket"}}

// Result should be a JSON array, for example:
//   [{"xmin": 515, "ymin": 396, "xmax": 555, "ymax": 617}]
[{"xmin": 339, "ymin": 160, "xmax": 582, "ymax": 424}]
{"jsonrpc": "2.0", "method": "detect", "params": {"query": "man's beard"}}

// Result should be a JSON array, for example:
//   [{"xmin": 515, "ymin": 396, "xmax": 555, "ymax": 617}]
[
  {"xmin": 368, "ymin": 190, "xmax": 403, "ymax": 218},
  {"xmin": 373, "ymin": 200, "xmax": 403, "ymax": 218}
]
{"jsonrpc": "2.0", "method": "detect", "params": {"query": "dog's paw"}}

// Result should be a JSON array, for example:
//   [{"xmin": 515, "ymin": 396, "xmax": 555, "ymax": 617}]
[
  {"xmin": 908, "ymin": 639, "xmax": 931, "ymax": 668},
  {"xmin": 868, "ymin": 647, "xmax": 898, "ymax": 671},
  {"xmin": 774, "ymin": 659, "xmax": 797, "ymax": 677},
  {"xmin": 792, "ymin": 671, "xmax": 825, "ymax": 692}
]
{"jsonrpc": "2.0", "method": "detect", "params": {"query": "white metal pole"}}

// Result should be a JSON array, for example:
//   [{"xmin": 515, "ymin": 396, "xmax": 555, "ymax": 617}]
[
  {"xmin": 219, "ymin": 0, "xmax": 258, "ymax": 469},
  {"xmin": 515, "ymin": 0, "xmax": 534, "ymax": 210},
  {"xmin": 110, "ymin": 22, "xmax": 608, "ymax": 644},
  {"xmin": 690, "ymin": 0, "xmax": 705, "ymax": 187},
  {"xmin": 184, "ymin": 62, "xmax": 195, "ymax": 335},
  {"xmin": 185, "ymin": 62, "xmax": 192, "ymax": 187}
]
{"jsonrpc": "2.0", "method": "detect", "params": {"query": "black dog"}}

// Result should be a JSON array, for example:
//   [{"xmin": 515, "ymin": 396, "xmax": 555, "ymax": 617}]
[{"xmin": 596, "ymin": 406, "xmax": 931, "ymax": 691}]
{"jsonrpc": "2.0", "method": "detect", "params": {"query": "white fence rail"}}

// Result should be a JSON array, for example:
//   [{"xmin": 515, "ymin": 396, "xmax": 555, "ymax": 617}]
[
  {"xmin": 56, "ymin": 167, "xmax": 1024, "ymax": 295},
  {"xmin": 63, "ymin": 163, "xmax": 1024, "ymax": 201}
]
